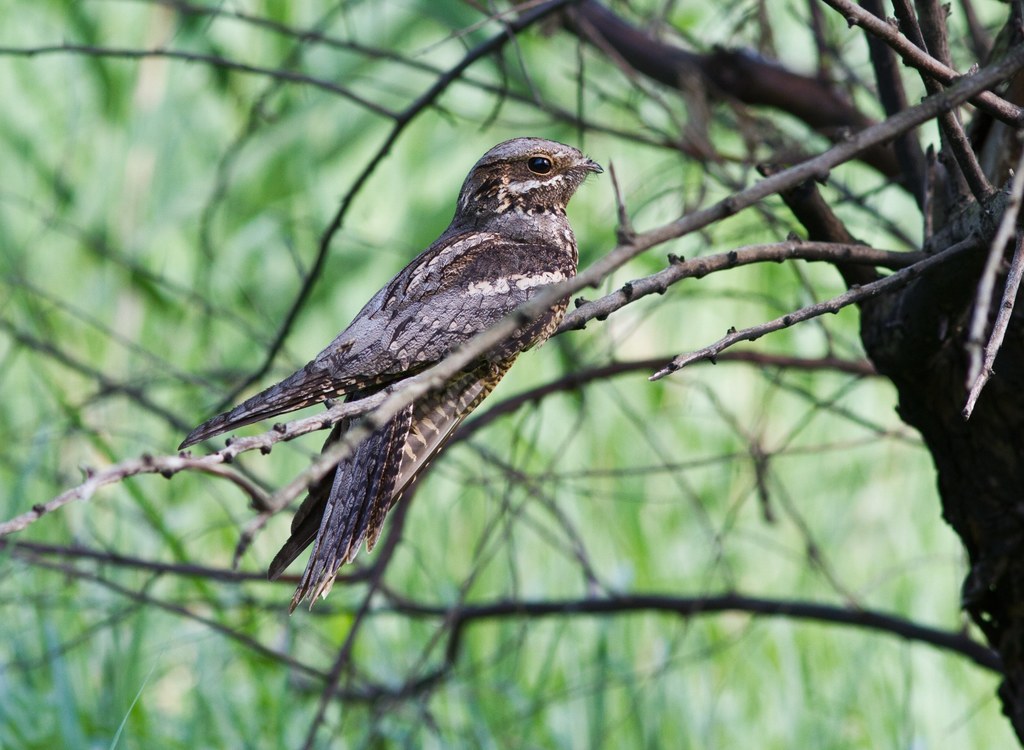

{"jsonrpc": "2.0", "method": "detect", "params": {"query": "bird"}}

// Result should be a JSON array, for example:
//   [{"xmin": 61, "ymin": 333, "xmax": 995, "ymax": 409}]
[{"xmin": 179, "ymin": 137, "xmax": 602, "ymax": 611}]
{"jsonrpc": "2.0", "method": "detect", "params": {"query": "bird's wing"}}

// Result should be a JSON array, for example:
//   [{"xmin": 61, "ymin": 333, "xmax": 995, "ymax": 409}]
[
  {"xmin": 342, "ymin": 231, "xmax": 574, "ymax": 374},
  {"xmin": 181, "ymin": 233, "xmax": 570, "ymax": 449},
  {"xmin": 178, "ymin": 352, "xmax": 363, "ymax": 448}
]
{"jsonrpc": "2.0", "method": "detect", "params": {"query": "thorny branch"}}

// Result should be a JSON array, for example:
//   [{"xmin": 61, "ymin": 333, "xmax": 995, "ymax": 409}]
[
  {"xmin": 652, "ymin": 235, "xmax": 981, "ymax": 379},
  {"xmin": 561, "ymin": 241, "xmax": 922, "ymax": 332}
]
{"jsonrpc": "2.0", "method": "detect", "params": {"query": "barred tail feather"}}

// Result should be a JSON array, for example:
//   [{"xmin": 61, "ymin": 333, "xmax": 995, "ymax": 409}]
[
  {"xmin": 288, "ymin": 403, "xmax": 414, "ymax": 610},
  {"xmin": 266, "ymin": 424, "xmax": 345, "ymax": 581},
  {"xmin": 282, "ymin": 360, "xmax": 514, "ymax": 611}
]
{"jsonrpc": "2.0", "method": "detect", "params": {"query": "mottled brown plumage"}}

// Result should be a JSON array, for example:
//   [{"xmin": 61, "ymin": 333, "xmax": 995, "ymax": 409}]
[{"xmin": 180, "ymin": 137, "xmax": 601, "ymax": 610}]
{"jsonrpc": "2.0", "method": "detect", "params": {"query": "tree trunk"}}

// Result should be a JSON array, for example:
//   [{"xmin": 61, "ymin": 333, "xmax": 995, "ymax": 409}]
[{"xmin": 861, "ymin": 205, "xmax": 1024, "ymax": 739}]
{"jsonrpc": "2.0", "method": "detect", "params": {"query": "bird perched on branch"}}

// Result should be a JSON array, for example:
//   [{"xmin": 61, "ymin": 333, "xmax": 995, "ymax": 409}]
[{"xmin": 180, "ymin": 137, "xmax": 602, "ymax": 611}]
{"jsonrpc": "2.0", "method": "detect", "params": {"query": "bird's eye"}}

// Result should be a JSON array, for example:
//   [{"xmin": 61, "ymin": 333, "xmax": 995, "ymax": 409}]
[{"xmin": 527, "ymin": 156, "xmax": 553, "ymax": 175}]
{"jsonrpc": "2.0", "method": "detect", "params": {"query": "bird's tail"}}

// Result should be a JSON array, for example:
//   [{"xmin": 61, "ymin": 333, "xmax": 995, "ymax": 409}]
[{"xmin": 277, "ymin": 360, "xmax": 514, "ymax": 611}]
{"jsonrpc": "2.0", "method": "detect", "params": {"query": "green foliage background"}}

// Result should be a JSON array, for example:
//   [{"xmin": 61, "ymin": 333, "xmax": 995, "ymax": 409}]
[{"xmin": 0, "ymin": 0, "xmax": 1010, "ymax": 747}]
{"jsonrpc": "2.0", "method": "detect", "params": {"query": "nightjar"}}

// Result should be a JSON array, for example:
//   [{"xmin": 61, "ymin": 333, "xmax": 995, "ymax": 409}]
[{"xmin": 180, "ymin": 137, "xmax": 602, "ymax": 610}]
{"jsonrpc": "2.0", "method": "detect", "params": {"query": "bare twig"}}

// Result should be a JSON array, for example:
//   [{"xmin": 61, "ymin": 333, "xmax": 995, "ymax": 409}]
[
  {"xmin": 807, "ymin": 0, "xmax": 832, "ymax": 77},
  {"xmin": 608, "ymin": 161, "xmax": 635, "ymax": 241},
  {"xmin": 0, "ymin": 538, "xmax": 292, "ymax": 583},
  {"xmin": 455, "ymin": 353, "xmax": 875, "ymax": 443},
  {"xmin": 384, "ymin": 591, "xmax": 1002, "ymax": 673},
  {"xmin": 921, "ymin": 146, "xmax": 934, "ymax": 240},
  {"xmin": 118, "ymin": 0, "xmax": 676, "ymax": 155},
  {"xmin": 915, "ymin": 0, "xmax": 954, "ymax": 70},
  {"xmin": 858, "ymin": 0, "xmax": 928, "ymax": 207},
  {"xmin": 651, "ymin": 235, "xmax": 981, "ymax": 379},
  {"xmin": 820, "ymin": 0, "xmax": 1024, "ymax": 126},
  {"xmin": 0, "ymin": 43, "xmax": 395, "ymax": 119},
  {"xmin": 963, "ymin": 147, "xmax": 1024, "ymax": 413},
  {"xmin": 18, "ymin": 551, "xmax": 329, "ymax": 680},
  {"xmin": 889, "ymin": 0, "xmax": 992, "ymax": 201},
  {"xmin": 0, "ymin": 392, "xmax": 388, "ymax": 537},
  {"xmin": 959, "ymin": 0, "xmax": 993, "ymax": 61},
  {"xmin": 561, "ymin": 241, "xmax": 922, "ymax": 332},
  {"xmin": 940, "ymin": 108, "xmax": 994, "ymax": 202},
  {"xmin": 964, "ymin": 232, "xmax": 1024, "ymax": 419},
  {"xmin": 297, "ymin": 492, "xmax": 410, "ymax": 748},
  {"xmin": 0, "ymin": 319, "xmax": 192, "ymax": 432},
  {"xmin": 568, "ymin": 0, "xmax": 902, "ymax": 177},
  {"xmin": 761, "ymin": 167, "xmax": 878, "ymax": 285}
]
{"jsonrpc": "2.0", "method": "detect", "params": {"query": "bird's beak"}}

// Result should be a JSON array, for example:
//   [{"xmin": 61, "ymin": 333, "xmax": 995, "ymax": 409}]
[{"xmin": 583, "ymin": 158, "xmax": 604, "ymax": 174}]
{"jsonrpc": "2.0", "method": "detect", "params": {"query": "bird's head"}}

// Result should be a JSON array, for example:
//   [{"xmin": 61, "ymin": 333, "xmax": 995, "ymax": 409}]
[{"xmin": 455, "ymin": 137, "xmax": 603, "ymax": 220}]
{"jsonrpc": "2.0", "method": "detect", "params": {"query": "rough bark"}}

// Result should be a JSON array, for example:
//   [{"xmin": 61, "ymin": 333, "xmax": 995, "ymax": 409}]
[{"xmin": 859, "ymin": 198, "xmax": 1024, "ymax": 738}]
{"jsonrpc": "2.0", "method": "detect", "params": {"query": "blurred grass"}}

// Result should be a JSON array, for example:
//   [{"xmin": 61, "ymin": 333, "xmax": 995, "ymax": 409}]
[{"xmin": 0, "ymin": 0, "xmax": 1013, "ymax": 747}]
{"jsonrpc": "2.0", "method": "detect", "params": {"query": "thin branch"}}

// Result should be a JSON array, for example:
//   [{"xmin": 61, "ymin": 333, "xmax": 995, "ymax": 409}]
[
  {"xmin": 0, "ymin": 319, "xmax": 192, "ymax": 432},
  {"xmin": 18, "ymin": 552, "xmax": 329, "ymax": 681},
  {"xmin": 299, "ymin": 583, "xmax": 378, "ymax": 747},
  {"xmin": 560, "ymin": 241, "xmax": 922, "ymax": 333},
  {"xmin": 759, "ymin": 167, "xmax": 878, "ymax": 285},
  {"xmin": 298, "ymin": 492, "xmax": 411, "ymax": 748},
  {"xmin": 191, "ymin": 464, "xmax": 271, "ymax": 509},
  {"xmin": 964, "ymin": 232, "xmax": 1024, "ymax": 419},
  {"xmin": 888, "ymin": 0, "xmax": 992, "ymax": 201},
  {"xmin": 567, "ymin": 0, "xmax": 902, "ymax": 177},
  {"xmin": 964, "ymin": 146, "xmax": 1024, "ymax": 409},
  {"xmin": 583, "ymin": 39, "xmax": 1024, "ymax": 274},
  {"xmin": 820, "ymin": 0, "xmax": 1024, "ymax": 126},
  {"xmin": 857, "ymin": 0, "xmax": 928, "ymax": 207},
  {"xmin": 0, "ymin": 43, "xmax": 395, "ymax": 119},
  {"xmin": 807, "ymin": 0, "xmax": 833, "ymax": 77},
  {"xmin": 144, "ymin": 0, "xmax": 673, "ymax": 153},
  {"xmin": 959, "ymin": 0, "xmax": 993, "ymax": 61},
  {"xmin": 455, "ymin": 352, "xmax": 875, "ymax": 443},
  {"xmin": 608, "ymin": 161, "xmax": 635, "ymax": 242},
  {"xmin": 915, "ymin": 0, "xmax": 954, "ymax": 71},
  {"xmin": 651, "ymin": 234, "xmax": 981, "ymax": 379},
  {"xmin": 384, "ymin": 592, "xmax": 1002, "ymax": 673},
  {"xmin": 0, "ymin": 538, "xmax": 289, "ymax": 584},
  {"xmin": 0, "ymin": 391, "xmax": 389, "ymax": 537}
]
